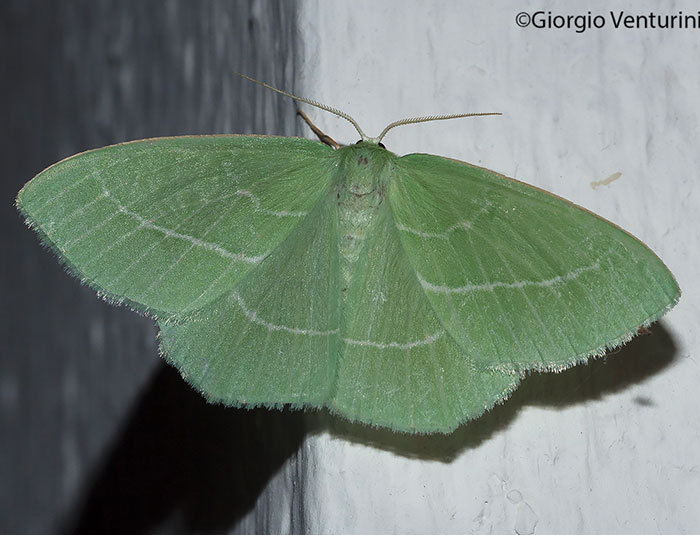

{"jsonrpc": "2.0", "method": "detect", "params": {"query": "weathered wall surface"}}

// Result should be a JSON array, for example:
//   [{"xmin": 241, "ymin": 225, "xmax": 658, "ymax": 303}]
[{"xmin": 294, "ymin": 2, "xmax": 698, "ymax": 534}]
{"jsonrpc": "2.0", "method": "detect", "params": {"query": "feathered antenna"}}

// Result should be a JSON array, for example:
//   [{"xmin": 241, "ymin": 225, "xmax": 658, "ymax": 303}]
[
  {"xmin": 234, "ymin": 72, "xmax": 369, "ymax": 141},
  {"xmin": 374, "ymin": 112, "xmax": 501, "ymax": 143},
  {"xmin": 235, "ymin": 72, "xmax": 500, "ymax": 144}
]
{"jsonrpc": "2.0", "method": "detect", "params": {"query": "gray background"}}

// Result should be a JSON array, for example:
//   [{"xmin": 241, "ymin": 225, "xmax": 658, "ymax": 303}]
[{"xmin": 2, "ymin": 2, "xmax": 301, "ymax": 533}]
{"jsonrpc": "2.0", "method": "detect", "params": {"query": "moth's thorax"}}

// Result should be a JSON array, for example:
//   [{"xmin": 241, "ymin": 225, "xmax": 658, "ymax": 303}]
[{"xmin": 335, "ymin": 143, "xmax": 395, "ymax": 292}]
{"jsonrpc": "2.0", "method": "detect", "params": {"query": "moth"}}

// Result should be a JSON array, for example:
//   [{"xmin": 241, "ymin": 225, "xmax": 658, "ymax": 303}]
[{"xmin": 17, "ymin": 75, "xmax": 679, "ymax": 433}]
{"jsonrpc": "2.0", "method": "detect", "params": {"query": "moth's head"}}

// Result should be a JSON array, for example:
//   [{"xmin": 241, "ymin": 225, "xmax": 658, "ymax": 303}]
[
  {"xmin": 342, "ymin": 140, "xmax": 395, "ymax": 167},
  {"xmin": 338, "ymin": 141, "xmax": 395, "ymax": 196},
  {"xmin": 356, "ymin": 139, "xmax": 386, "ymax": 150}
]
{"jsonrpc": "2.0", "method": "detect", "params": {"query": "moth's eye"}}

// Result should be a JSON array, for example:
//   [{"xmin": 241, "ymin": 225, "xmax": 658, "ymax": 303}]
[{"xmin": 378, "ymin": 142, "xmax": 386, "ymax": 149}]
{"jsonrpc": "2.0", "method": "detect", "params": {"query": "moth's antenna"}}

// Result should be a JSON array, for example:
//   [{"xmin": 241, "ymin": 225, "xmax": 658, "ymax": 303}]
[
  {"xmin": 233, "ymin": 72, "xmax": 370, "ymax": 141},
  {"xmin": 375, "ymin": 112, "xmax": 502, "ymax": 144}
]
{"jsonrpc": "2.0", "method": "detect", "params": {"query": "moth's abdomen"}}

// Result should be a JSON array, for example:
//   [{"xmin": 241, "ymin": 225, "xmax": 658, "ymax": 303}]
[
  {"xmin": 337, "ymin": 187, "xmax": 384, "ymax": 290},
  {"xmin": 335, "ymin": 145, "xmax": 393, "ymax": 295}
]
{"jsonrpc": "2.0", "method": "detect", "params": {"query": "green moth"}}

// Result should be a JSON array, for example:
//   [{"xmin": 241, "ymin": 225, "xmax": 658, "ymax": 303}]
[{"xmin": 16, "ymin": 77, "xmax": 679, "ymax": 433}]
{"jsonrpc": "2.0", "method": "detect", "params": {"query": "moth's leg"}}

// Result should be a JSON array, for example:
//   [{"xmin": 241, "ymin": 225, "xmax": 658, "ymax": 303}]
[{"xmin": 297, "ymin": 109, "xmax": 342, "ymax": 149}]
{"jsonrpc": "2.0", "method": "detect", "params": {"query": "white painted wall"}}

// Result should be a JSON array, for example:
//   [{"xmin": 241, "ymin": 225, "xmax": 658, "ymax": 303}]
[{"xmin": 285, "ymin": 1, "xmax": 699, "ymax": 534}]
